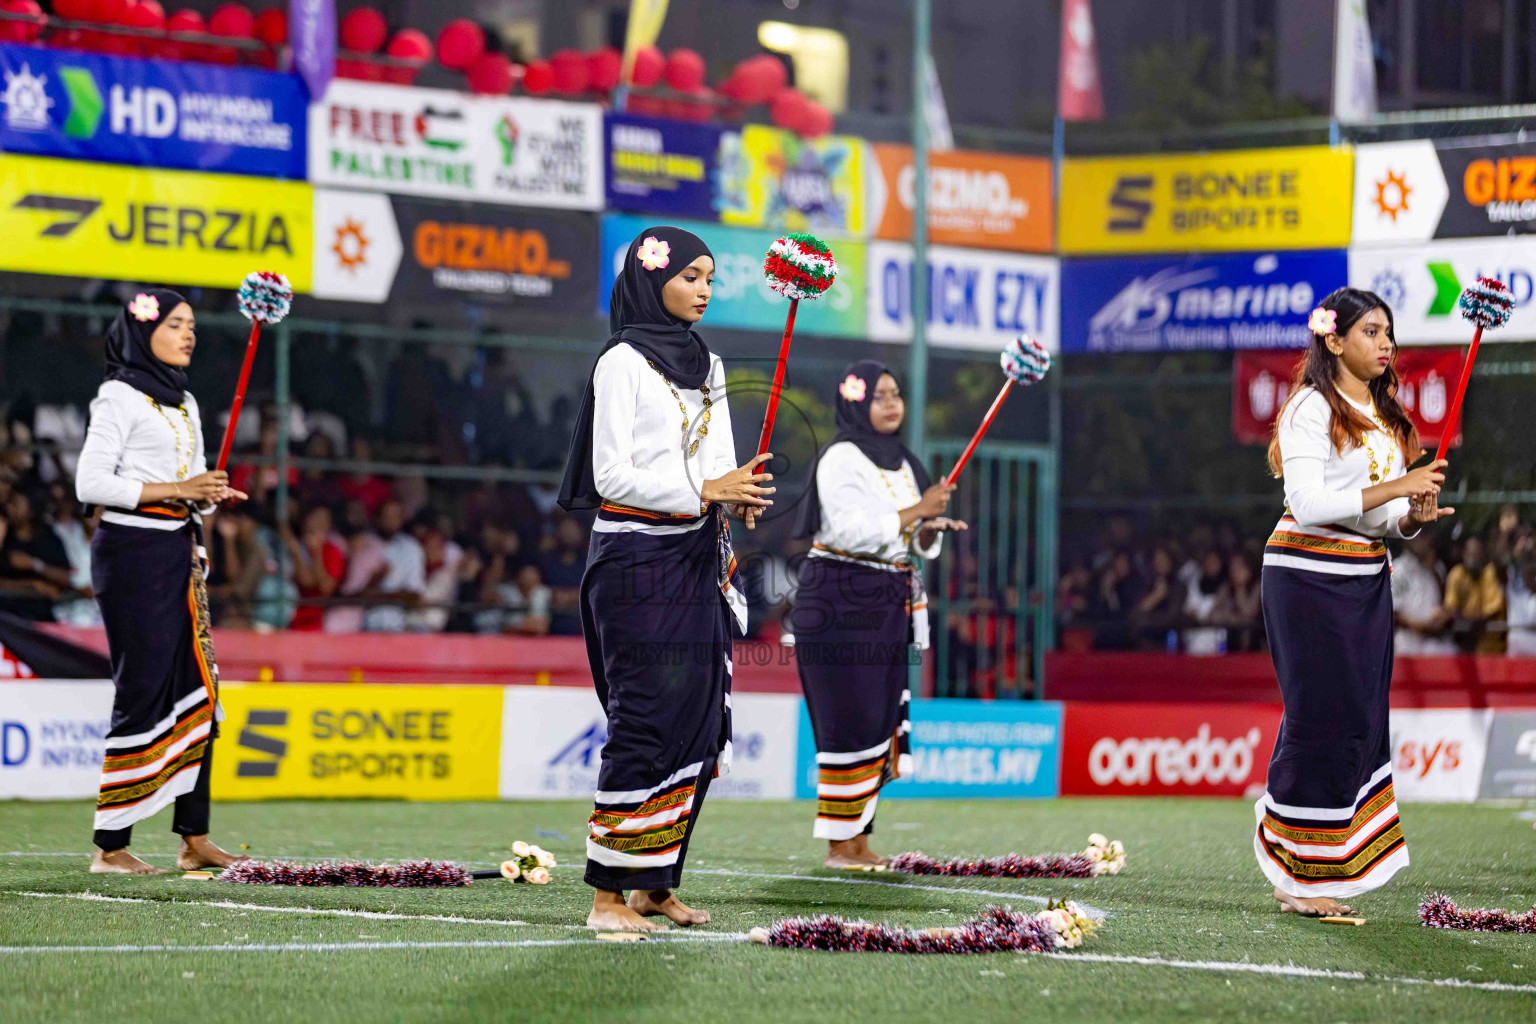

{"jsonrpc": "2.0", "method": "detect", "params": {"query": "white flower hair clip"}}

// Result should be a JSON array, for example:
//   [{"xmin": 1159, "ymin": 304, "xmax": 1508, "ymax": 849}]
[
  {"xmin": 129, "ymin": 293, "xmax": 160, "ymax": 322},
  {"xmin": 1308, "ymin": 306, "xmax": 1337, "ymax": 337},
  {"xmin": 839, "ymin": 374, "xmax": 867, "ymax": 403},
  {"xmin": 637, "ymin": 236, "xmax": 671, "ymax": 272}
]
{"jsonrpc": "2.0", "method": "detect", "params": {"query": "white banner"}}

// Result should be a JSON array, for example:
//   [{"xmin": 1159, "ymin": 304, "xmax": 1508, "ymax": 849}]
[
  {"xmin": 866, "ymin": 241, "xmax": 1059, "ymax": 352},
  {"xmin": 498, "ymin": 686, "xmax": 799, "ymax": 801},
  {"xmin": 310, "ymin": 81, "xmax": 604, "ymax": 210},
  {"xmin": 0, "ymin": 681, "xmax": 113, "ymax": 800},
  {"xmin": 1389, "ymin": 707, "xmax": 1492, "ymax": 803},
  {"xmin": 1348, "ymin": 239, "xmax": 1536, "ymax": 343},
  {"xmin": 1351, "ymin": 141, "xmax": 1449, "ymax": 245},
  {"xmin": 311, "ymin": 188, "xmax": 402, "ymax": 302}
]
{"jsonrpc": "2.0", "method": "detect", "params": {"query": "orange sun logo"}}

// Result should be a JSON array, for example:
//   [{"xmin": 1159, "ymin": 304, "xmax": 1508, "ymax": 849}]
[
  {"xmin": 1373, "ymin": 169, "xmax": 1412, "ymax": 222},
  {"xmin": 332, "ymin": 218, "xmax": 370, "ymax": 271}
]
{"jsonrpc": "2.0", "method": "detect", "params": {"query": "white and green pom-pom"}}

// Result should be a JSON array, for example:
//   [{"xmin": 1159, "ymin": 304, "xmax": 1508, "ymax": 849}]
[
  {"xmin": 1459, "ymin": 276, "xmax": 1514, "ymax": 330},
  {"xmin": 762, "ymin": 233, "xmax": 838, "ymax": 301},
  {"xmin": 238, "ymin": 271, "xmax": 293, "ymax": 325},
  {"xmin": 1001, "ymin": 335, "xmax": 1051, "ymax": 385}
]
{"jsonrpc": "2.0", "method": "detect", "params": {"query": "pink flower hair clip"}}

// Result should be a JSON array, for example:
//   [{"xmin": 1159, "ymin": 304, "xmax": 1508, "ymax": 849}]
[
  {"xmin": 838, "ymin": 375, "xmax": 867, "ymax": 403},
  {"xmin": 1307, "ymin": 306, "xmax": 1337, "ymax": 337},
  {"xmin": 129, "ymin": 293, "xmax": 160, "ymax": 322},
  {"xmin": 637, "ymin": 236, "xmax": 671, "ymax": 272}
]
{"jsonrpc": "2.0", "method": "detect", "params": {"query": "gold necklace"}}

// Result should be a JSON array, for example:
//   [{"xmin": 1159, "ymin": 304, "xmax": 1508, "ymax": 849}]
[
  {"xmin": 145, "ymin": 395, "xmax": 193, "ymax": 480},
  {"xmin": 878, "ymin": 463, "xmax": 920, "ymax": 545},
  {"xmin": 1363, "ymin": 404, "xmax": 1394, "ymax": 485},
  {"xmin": 647, "ymin": 360, "xmax": 711, "ymax": 458}
]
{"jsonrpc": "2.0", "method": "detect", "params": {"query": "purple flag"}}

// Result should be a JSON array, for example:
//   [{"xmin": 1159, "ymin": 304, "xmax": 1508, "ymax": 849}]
[{"xmin": 289, "ymin": 0, "xmax": 335, "ymax": 98}]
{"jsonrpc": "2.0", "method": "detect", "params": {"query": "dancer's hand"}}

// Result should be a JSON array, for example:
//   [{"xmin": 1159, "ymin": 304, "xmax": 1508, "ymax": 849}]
[
  {"xmin": 1397, "ymin": 459, "xmax": 1447, "ymax": 500},
  {"xmin": 703, "ymin": 453, "xmax": 775, "ymax": 509},
  {"xmin": 911, "ymin": 483, "xmax": 955, "ymax": 520},
  {"xmin": 733, "ymin": 503, "xmax": 763, "ymax": 530},
  {"xmin": 1406, "ymin": 491, "xmax": 1454, "ymax": 527},
  {"xmin": 175, "ymin": 471, "xmax": 232, "ymax": 503},
  {"xmin": 918, "ymin": 517, "xmax": 967, "ymax": 547}
]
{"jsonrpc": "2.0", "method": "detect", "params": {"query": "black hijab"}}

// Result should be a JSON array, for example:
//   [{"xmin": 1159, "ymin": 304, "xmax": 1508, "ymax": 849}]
[
  {"xmin": 793, "ymin": 360, "xmax": 932, "ymax": 538},
  {"xmin": 104, "ymin": 288, "xmax": 192, "ymax": 406},
  {"xmin": 558, "ymin": 226, "xmax": 715, "ymax": 511}
]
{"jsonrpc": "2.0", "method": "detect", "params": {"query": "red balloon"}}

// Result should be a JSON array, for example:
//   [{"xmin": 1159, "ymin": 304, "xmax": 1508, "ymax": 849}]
[
  {"xmin": 586, "ymin": 47, "xmax": 622, "ymax": 91},
  {"xmin": 252, "ymin": 6, "xmax": 284, "ymax": 45},
  {"xmin": 663, "ymin": 48, "xmax": 705, "ymax": 92},
  {"xmin": 382, "ymin": 27, "xmax": 429, "ymax": 82},
  {"xmin": 735, "ymin": 54, "xmax": 787, "ymax": 105},
  {"xmin": 124, "ymin": 0, "xmax": 164, "ymax": 31},
  {"xmin": 769, "ymin": 87, "xmax": 808, "ymax": 131},
  {"xmin": 435, "ymin": 18, "xmax": 484, "ymax": 71},
  {"xmin": 0, "ymin": 0, "xmax": 45, "ymax": 42},
  {"xmin": 90, "ymin": 0, "xmax": 128, "ymax": 25},
  {"xmin": 466, "ymin": 51, "xmax": 513, "ymax": 95},
  {"xmin": 521, "ymin": 59, "xmax": 553, "ymax": 95},
  {"xmin": 52, "ymin": 0, "xmax": 91, "ymax": 21},
  {"xmin": 158, "ymin": 8, "xmax": 201, "ymax": 58},
  {"xmin": 629, "ymin": 44, "xmax": 663, "ymax": 87},
  {"xmin": 339, "ymin": 6, "xmax": 385, "ymax": 53},
  {"xmin": 550, "ymin": 48, "xmax": 588, "ymax": 95},
  {"xmin": 797, "ymin": 99, "xmax": 833, "ymax": 138},
  {"xmin": 208, "ymin": 2, "xmax": 252, "ymax": 38}
]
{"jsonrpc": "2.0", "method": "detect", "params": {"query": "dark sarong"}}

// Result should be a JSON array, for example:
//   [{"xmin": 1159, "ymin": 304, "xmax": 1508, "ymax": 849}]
[
  {"xmin": 1254, "ymin": 564, "xmax": 1407, "ymax": 898},
  {"xmin": 580, "ymin": 504, "xmax": 737, "ymax": 892},
  {"xmin": 792, "ymin": 555, "xmax": 914, "ymax": 840},
  {"xmin": 91, "ymin": 519, "xmax": 219, "ymax": 848}
]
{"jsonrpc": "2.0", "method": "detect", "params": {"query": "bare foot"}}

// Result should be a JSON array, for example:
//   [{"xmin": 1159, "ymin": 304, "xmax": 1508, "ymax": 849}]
[
  {"xmin": 851, "ymin": 833, "xmax": 889, "ymax": 867},
  {"xmin": 825, "ymin": 838, "xmax": 884, "ymax": 870},
  {"xmin": 90, "ymin": 849, "xmax": 166, "ymax": 875},
  {"xmin": 588, "ymin": 890, "xmax": 666, "ymax": 932},
  {"xmin": 1273, "ymin": 886, "xmax": 1354, "ymax": 917},
  {"xmin": 176, "ymin": 835, "xmax": 251, "ymax": 871},
  {"xmin": 628, "ymin": 888, "xmax": 710, "ymax": 926}
]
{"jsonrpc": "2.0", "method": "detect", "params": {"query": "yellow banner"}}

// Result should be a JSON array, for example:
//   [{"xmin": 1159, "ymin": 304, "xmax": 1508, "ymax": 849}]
[
  {"xmin": 1059, "ymin": 146, "xmax": 1354, "ymax": 254},
  {"xmin": 0, "ymin": 154, "xmax": 312, "ymax": 290},
  {"xmin": 212, "ymin": 684, "xmax": 502, "ymax": 800}
]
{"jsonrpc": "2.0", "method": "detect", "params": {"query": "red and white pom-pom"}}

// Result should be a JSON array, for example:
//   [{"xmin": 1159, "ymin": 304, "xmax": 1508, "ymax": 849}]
[
  {"xmin": 762, "ymin": 233, "xmax": 838, "ymax": 301},
  {"xmin": 220, "ymin": 859, "xmax": 471, "ymax": 887},
  {"xmin": 237, "ymin": 271, "xmax": 293, "ymax": 325},
  {"xmin": 1420, "ymin": 894, "xmax": 1536, "ymax": 933},
  {"xmin": 1459, "ymin": 276, "xmax": 1515, "ymax": 330},
  {"xmin": 1000, "ymin": 335, "xmax": 1052, "ymax": 386}
]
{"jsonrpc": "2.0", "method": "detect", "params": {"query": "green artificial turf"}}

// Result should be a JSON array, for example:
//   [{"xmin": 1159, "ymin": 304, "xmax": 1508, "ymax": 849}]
[{"xmin": 1, "ymin": 798, "xmax": 1533, "ymax": 1023}]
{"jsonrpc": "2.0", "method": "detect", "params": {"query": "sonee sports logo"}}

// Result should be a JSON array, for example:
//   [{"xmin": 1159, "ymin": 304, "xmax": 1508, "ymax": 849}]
[
  {"xmin": 235, "ymin": 709, "xmax": 289, "ymax": 778},
  {"xmin": 1107, "ymin": 175, "xmax": 1153, "ymax": 232}
]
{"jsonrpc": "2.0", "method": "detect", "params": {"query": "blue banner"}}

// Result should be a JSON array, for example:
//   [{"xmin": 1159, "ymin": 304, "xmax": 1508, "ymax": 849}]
[
  {"xmin": 605, "ymin": 112, "xmax": 723, "ymax": 220},
  {"xmin": 1059, "ymin": 249, "xmax": 1348, "ymax": 353},
  {"xmin": 796, "ymin": 699, "xmax": 1063, "ymax": 800},
  {"xmin": 0, "ymin": 43, "xmax": 306, "ymax": 179}
]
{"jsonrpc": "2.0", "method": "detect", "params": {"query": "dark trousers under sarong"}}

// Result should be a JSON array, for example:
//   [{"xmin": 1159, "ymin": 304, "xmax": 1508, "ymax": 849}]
[
  {"xmin": 91, "ymin": 520, "xmax": 219, "ymax": 851},
  {"xmin": 580, "ymin": 514, "xmax": 733, "ymax": 892},
  {"xmin": 792, "ymin": 556, "xmax": 913, "ymax": 841},
  {"xmin": 1253, "ymin": 564, "xmax": 1407, "ymax": 898}
]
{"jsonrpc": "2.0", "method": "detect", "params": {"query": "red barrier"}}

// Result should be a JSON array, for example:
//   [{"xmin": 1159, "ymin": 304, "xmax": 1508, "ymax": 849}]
[
  {"xmin": 1044, "ymin": 652, "xmax": 1536, "ymax": 708},
  {"xmin": 43, "ymin": 626, "xmax": 805, "ymax": 693},
  {"xmin": 1059, "ymin": 702, "xmax": 1281, "ymax": 798}
]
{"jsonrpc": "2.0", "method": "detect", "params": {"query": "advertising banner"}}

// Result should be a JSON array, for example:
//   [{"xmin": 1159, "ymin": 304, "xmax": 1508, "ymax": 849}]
[
  {"xmin": 600, "ymin": 212, "xmax": 866, "ymax": 338},
  {"xmin": 718, "ymin": 124, "xmax": 866, "ymax": 238},
  {"xmin": 0, "ymin": 153, "xmax": 312, "ymax": 290},
  {"xmin": 1232, "ymin": 346, "xmax": 1465, "ymax": 446},
  {"xmin": 1059, "ymin": 702, "xmax": 1280, "ymax": 797},
  {"xmin": 796, "ymin": 699, "xmax": 1063, "ymax": 800},
  {"xmin": 1477, "ymin": 710, "xmax": 1536, "ymax": 800},
  {"xmin": 1353, "ymin": 137, "xmax": 1536, "ymax": 244},
  {"xmin": 0, "ymin": 43, "xmax": 306, "ymax": 179},
  {"xmin": 498, "ymin": 686, "xmax": 799, "ymax": 801},
  {"xmin": 1388, "ymin": 707, "xmax": 1491, "ymax": 803},
  {"xmin": 310, "ymin": 80, "xmax": 603, "ymax": 210},
  {"xmin": 313, "ymin": 188, "xmax": 598, "ymax": 308},
  {"xmin": 866, "ymin": 241, "xmax": 1059, "ymax": 351},
  {"xmin": 1059, "ymin": 146, "xmax": 1354, "ymax": 255},
  {"xmin": 0, "ymin": 681, "xmax": 112, "ymax": 800},
  {"xmin": 604, "ymin": 112, "xmax": 722, "ymax": 221},
  {"xmin": 1349, "ymin": 239, "xmax": 1536, "ymax": 343},
  {"xmin": 868, "ymin": 144, "xmax": 1054, "ymax": 252},
  {"xmin": 211, "ymin": 684, "xmax": 503, "ymax": 800},
  {"xmin": 1059, "ymin": 249, "xmax": 1346, "ymax": 353}
]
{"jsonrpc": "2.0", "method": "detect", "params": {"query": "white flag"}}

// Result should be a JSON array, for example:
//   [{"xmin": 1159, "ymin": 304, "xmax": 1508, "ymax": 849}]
[
  {"xmin": 1333, "ymin": 0, "xmax": 1377, "ymax": 123},
  {"xmin": 923, "ymin": 54, "xmax": 954, "ymax": 152}
]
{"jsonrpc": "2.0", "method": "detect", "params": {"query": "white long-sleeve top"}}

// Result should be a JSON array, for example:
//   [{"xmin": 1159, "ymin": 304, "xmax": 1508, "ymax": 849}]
[
  {"xmin": 76, "ymin": 380, "xmax": 210, "ymax": 530},
  {"xmin": 1265, "ymin": 386, "xmax": 1415, "ymax": 576},
  {"xmin": 590, "ymin": 342, "xmax": 738, "ymax": 517},
  {"xmin": 809, "ymin": 441, "xmax": 942, "ymax": 566}
]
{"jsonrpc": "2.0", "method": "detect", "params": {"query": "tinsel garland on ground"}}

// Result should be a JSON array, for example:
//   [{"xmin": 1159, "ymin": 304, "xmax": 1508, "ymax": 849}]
[
  {"xmin": 1419, "ymin": 894, "xmax": 1536, "ymax": 934},
  {"xmin": 890, "ymin": 834, "xmax": 1126, "ymax": 879},
  {"xmin": 220, "ymin": 859, "xmax": 471, "ymax": 888},
  {"xmin": 750, "ymin": 903, "xmax": 1094, "ymax": 954}
]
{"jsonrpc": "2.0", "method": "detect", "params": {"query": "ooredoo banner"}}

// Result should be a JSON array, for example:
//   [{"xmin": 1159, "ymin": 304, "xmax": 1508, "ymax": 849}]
[
  {"xmin": 1059, "ymin": 702, "xmax": 1280, "ymax": 797},
  {"xmin": 0, "ymin": 681, "xmax": 112, "ymax": 800},
  {"xmin": 498, "ymin": 685, "xmax": 799, "ymax": 800},
  {"xmin": 1388, "ymin": 707, "xmax": 1491, "ymax": 803},
  {"xmin": 867, "ymin": 144, "xmax": 1054, "ymax": 252}
]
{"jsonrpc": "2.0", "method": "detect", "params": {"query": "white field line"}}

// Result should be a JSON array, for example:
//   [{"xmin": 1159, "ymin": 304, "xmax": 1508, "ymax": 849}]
[
  {"xmin": 6, "ymin": 890, "xmax": 538, "ymax": 928},
  {"xmin": 0, "ymin": 934, "xmax": 749, "ymax": 954}
]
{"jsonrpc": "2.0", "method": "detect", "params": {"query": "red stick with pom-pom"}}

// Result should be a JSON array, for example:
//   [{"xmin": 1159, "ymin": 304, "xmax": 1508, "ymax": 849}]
[
  {"xmin": 214, "ymin": 271, "xmax": 293, "ymax": 473},
  {"xmin": 757, "ymin": 234, "xmax": 837, "ymax": 456},
  {"xmin": 944, "ymin": 335, "xmax": 1052, "ymax": 486},
  {"xmin": 1434, "ymin": 276, "xmax": 1514, "ymax": 461}
]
